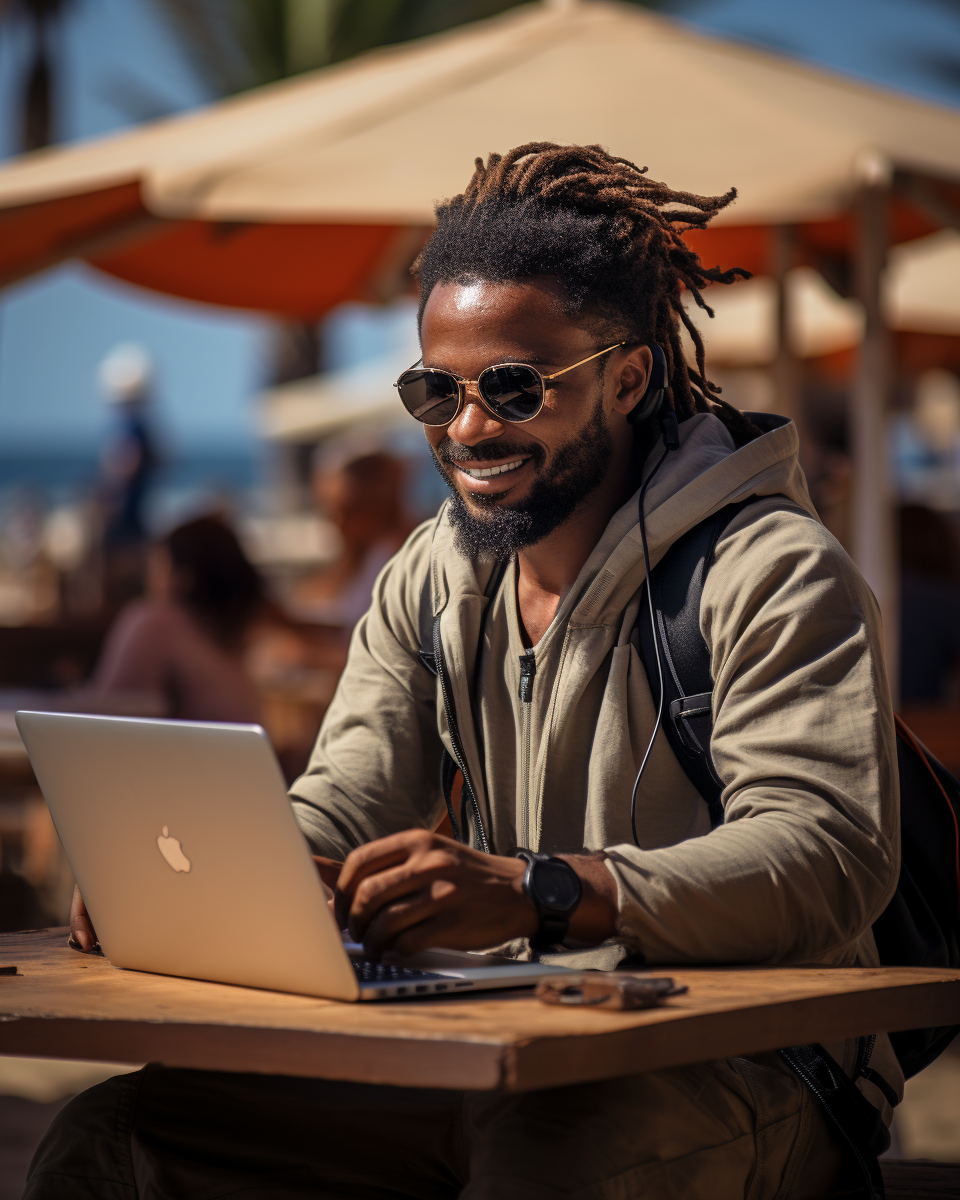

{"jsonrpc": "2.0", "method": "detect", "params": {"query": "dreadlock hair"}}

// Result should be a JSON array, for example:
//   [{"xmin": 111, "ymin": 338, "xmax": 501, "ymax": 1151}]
[{"xmin": 413, "ymin": 142, "xmax": 760, "ymax": 447}]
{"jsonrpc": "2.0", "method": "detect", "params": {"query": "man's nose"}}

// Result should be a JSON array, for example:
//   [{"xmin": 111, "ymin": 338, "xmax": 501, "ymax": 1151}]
[{"xmin": 446, "ymin": 391, "xmax": 505, "ymax": 446}]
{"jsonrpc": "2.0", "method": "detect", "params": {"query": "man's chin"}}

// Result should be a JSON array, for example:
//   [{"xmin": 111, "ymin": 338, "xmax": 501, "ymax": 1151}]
[{"xmin": 445, "ymin": 488, "xmax": 537, "ymax": 558}]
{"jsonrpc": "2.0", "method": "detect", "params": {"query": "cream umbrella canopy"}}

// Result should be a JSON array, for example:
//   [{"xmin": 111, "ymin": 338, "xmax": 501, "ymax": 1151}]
[
  {"xmin": 1, "ymin": 0, "xmax": 959, "ymax": 309},
  {"xmin": 141, "ymin": 0, "xmax": 960, "ymax": 230}
]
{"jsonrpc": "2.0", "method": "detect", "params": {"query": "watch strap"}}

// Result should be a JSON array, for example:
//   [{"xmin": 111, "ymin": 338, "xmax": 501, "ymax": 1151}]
[
  {"xmin": 516, "ymin": 850, "xmax": 581, "ymax": 951},
  {"xmin": 530, "ymin": 914, "xmax": 571, "ymax": 951}
]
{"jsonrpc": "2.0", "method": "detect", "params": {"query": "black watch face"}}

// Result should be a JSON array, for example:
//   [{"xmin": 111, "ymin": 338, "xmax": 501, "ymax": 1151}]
[{"xmin": 534, "ymin": 861, "xmax": 581, "ymax": 911}]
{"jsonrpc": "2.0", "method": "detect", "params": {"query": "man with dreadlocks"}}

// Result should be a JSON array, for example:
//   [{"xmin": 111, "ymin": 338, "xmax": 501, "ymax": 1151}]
[{"xmin": 42, "ymin": 144, "xmax": 898, "ymax": 1199}]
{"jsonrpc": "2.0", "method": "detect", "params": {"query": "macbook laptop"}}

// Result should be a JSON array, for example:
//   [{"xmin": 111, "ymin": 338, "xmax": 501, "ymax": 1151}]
[{"xmin": 16, "ymin": 711, "xmax": 565, "ymax": 1001}]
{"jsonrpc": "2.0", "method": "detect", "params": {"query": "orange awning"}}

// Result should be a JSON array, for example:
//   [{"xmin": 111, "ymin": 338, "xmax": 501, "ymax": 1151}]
[
  {"xmin": 93, "ymin": 213, "xmax": 405, "ymax": 318},
  {"xmin": 0, "ymin": 182, "xmax": 412, "ymax": 317}
]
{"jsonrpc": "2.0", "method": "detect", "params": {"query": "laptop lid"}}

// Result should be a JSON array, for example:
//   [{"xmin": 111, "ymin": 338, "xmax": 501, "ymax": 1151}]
[{"xmin": 15, "ymin": 711, "xmax": 361, "ymax": 1001}]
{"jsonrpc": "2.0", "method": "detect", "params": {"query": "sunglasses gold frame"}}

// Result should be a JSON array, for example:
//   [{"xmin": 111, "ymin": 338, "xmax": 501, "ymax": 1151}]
[{"xmin": 394, "ymin": 341, "xmax": 625, "ymax": 425}]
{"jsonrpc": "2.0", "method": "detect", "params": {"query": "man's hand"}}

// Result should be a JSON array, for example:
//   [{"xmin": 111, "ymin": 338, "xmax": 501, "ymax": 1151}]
[
  {"xmin": 335, "ymin": 830, "xmax": 535, "ymax": 956},
  {"xmin": 334, "ymin": 830, "xmax": 619, "ymax": 957},
  {"xmin": 69, "ymin": 885, "xmax": 98, "ymax": 951},
  {"xmin": 311, "ymin": 855, "xmax": 344, "ymax": 893}
]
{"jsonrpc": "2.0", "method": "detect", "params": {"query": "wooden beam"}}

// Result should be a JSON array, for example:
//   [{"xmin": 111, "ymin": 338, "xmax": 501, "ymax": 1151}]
[{"xmin": 851, "ymin": 157, "xmax": 898, "ymax": 701}]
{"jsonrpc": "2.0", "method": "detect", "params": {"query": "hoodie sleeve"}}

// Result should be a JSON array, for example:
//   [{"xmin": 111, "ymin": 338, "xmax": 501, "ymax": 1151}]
[
  {"xmin": 603, "ymin": 505, "xmax": 900, "ymax": 965},
  {"xmin": 287, "ymin": 519, "xmax": 447, "ymax": 859}
]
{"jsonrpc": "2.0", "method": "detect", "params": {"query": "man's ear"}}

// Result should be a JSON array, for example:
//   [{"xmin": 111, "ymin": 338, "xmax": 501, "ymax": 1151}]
[{"xmin": 610, "ymin": 345, "xmax": 653, "ymax": 420}]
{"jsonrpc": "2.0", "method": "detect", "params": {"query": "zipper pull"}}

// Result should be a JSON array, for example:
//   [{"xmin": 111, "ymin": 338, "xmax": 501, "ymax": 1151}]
[{"xmin": 518, "ymin": 651, "xmax": 537, "ymax": 703}]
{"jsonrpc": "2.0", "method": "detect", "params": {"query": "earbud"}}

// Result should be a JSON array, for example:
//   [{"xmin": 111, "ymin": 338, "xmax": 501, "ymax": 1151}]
[{"xmin": 627, "ymin": 344, "xmax": 669, "ymax": 432}]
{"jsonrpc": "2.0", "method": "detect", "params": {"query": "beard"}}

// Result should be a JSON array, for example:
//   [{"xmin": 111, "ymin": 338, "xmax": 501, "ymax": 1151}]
[{"xmin": 431, "ymin": 395, "xmax": 613, "ymax": 559}]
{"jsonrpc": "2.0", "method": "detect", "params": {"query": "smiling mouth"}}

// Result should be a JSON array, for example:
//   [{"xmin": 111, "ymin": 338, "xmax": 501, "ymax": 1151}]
[{"xmin": 455, "ymin": 457, "xmax": 527, "ymax": 480}]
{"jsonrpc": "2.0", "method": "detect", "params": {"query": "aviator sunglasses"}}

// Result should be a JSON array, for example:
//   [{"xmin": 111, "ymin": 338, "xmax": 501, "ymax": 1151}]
[{"xmin": 394, "ymin": 341, "xmax": 625, "ymax": 426}]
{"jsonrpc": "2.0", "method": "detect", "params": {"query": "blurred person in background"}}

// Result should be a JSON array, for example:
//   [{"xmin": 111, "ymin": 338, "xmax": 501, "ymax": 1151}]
[
  {"xmin": 97, "ymin": 343, "xmax": 161, "ymax": 610},
  {"xmin": 98, "ymin": 343, "xmax": 160, "ymax": 546},
  {"xmin": 240, "ymin": 441, "xmax": 416, "ymax": 780},
  {"xmin": 289, "ymin": 442, "xmax": 414, "ymax": 631},
  {"xmin": 92, "ymin": 515, "xmax": 263, "ymax": 723},
  {"xmin": 899, "ymin": 503, "xmax": 960, "ymax": 704}
]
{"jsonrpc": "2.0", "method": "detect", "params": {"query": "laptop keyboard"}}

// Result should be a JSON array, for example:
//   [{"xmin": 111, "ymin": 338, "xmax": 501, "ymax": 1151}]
[
  {"xmin": 351, "ymin": 960, "xmax": 477, "ymax": 995},
  {"xmin": 352, "ymin": 960, "xmax": 450, "ymax": 984}
]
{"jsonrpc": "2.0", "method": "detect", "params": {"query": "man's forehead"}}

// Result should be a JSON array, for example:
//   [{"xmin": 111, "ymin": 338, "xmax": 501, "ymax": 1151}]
[
  {"xmin": 423, "ymin": 276, "xmax": 569, "ymax": 321},
  {"xmin": 419, "ymin": 278, "xmax": 590, "ymax": 368}
]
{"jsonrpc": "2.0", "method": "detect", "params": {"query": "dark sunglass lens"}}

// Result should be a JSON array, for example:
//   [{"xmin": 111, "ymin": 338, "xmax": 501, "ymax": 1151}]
[
  {"xmin": 397, "ymin": 371, "xmax": 460, "ymax": 425},
  {"xmin": 479, "ymin": 365, "xmax": 543, "ymax": 421}
]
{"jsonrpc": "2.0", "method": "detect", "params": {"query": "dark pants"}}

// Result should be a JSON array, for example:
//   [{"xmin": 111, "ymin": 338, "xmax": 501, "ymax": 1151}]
[{"xmin": 23, "ymin": 1055, "xmax": 854, "ymax": 1199}]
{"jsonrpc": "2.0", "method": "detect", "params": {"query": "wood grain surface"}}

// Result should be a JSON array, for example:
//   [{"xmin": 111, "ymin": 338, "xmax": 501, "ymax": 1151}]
[{"xmin": 1, "ymin": 929, "xmax": 959, "ymax": 1092}]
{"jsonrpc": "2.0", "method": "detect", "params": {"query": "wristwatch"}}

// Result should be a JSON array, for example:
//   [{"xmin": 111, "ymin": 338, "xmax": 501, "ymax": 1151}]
[{"xmin": 516, "ymin": 850, "xmax": 583, "ymax": 951}]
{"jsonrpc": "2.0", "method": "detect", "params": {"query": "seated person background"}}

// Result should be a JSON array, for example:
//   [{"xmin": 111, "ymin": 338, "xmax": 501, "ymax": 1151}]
[
  {"xmin": 289, "ymin": 444, "xmax": 414, "ymax": 630},
  {"xmin": 92, "ymin": 515, "xmax": 263, "ymax": 724}
]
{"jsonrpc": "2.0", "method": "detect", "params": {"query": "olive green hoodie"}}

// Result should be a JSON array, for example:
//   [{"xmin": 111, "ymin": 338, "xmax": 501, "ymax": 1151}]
[{"xmin": 290, "ymin": 412, "xmax": 902, "ymax": 1115}]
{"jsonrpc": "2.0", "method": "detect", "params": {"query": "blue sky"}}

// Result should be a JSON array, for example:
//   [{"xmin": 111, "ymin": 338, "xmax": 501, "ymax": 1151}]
[
  {"xmin": 1, "ymin": 0, "xmax": 959, "ymax": 473},
  {"xmin": 675, "ymin": 0, "xmax": 960, "ymax": 110}
]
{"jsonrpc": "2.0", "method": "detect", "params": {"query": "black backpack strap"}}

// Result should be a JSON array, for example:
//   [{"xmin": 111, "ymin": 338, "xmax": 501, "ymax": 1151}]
[
  {"xmin": 636, "ymin": 500, "xmax": 753, "ymax": 827},
  {"xmin": 779, "ymin": 1045, "xmax": 887, "ymax": 1199}
]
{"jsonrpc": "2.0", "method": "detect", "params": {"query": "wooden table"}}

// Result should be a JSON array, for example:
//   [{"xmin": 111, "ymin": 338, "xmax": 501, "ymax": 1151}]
[{"xmin": 2, "ymin": 929, "xmax": 959, "ymax": 1092}]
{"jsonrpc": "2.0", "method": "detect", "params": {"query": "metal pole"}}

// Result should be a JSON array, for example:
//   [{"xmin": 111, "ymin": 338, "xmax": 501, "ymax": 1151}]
[
  {"xmin": 851, "ymin": 154, "xmax": 898, "ymax": 702},
  {"xmin": 772, "ymin": 225, "xmax": 800, "ymax": 425}
]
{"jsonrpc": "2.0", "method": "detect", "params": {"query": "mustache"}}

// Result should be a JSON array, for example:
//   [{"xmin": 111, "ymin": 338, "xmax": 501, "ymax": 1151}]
[{"xmin": 434, "ymin": 438, "xmax": 546, "ymax": 468}]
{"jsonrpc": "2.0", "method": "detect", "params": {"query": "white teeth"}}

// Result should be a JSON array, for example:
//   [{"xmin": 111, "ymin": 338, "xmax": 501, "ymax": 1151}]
[{"xmin": 460, "ymin": 458, "xmax": 525, "ymax": 479}]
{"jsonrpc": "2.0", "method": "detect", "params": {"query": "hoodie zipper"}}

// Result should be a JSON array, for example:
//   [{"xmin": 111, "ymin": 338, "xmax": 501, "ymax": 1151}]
[{"xmin": 518, "ymin": 650, "xmax": 537, "ymax": 848}]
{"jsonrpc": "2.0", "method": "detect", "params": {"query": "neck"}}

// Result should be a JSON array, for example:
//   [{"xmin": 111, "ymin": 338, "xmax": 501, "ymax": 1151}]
[{"xmin": 515, "ymin": 441, "xmax": 639, "ymax": 645}]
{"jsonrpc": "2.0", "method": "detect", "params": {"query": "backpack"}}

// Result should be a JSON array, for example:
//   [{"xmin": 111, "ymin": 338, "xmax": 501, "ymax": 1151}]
[{"xmin": 636, "ymin": 500, "xmax": 960, "ymax": 1198}]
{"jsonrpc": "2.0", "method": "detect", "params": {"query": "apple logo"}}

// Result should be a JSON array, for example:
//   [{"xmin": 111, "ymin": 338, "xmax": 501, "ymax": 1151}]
[{"xmin": 157, "ymin": 826, "xmax": 191, "ymax": 873}]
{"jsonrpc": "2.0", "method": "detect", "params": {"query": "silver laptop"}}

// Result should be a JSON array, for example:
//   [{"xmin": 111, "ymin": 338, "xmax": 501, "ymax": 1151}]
[{"xmin": 16, "ymin": 711, "xmax": 565, "ymax": 1001}]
